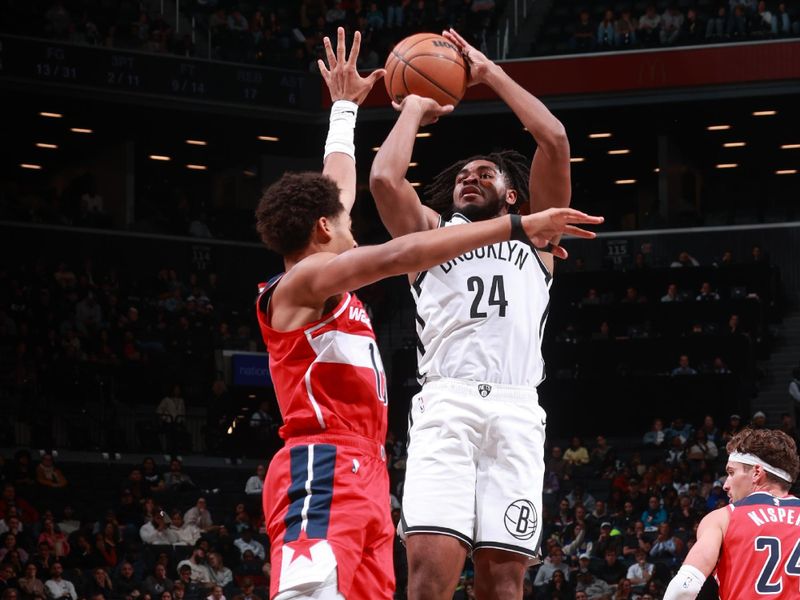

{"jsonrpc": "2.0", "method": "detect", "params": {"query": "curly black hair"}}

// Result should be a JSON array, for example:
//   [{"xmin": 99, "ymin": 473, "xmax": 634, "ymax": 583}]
[
  {"xmin": 727, "ymin": 428, "xmax": 800, "ymax": 487},
  {"xmin": 255, "ymin": 172, "xmax": 343, "ymax": 256},
  {"xmin": 422, "ymin": 150, "xmax": 530, "ymax": 216}
]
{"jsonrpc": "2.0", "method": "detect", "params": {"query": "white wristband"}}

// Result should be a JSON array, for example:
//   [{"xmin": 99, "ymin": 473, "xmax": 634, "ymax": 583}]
[
  {"xmin": 664, "ymin": 564, "xmax": 705, "ymax": 600},
  {"xmin": 324, "ymin": 100, "xmax": 358, "ymax": 162}
]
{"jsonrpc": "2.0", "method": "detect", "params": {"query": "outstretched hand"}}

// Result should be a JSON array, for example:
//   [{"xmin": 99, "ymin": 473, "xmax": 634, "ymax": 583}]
[
  {"xmin": 391, "ymin": 94, "xmax": 454, "ymax": 126},
  {"xmin": 521, "ymin": 208, "xmax": 604, "ymax": 259},
  {"xmin": 442, "ymin": 28, "xmax": 495, "ymax": 87},
  {"xmin": 319, "ymin": 27, "xmax": 385, "ymax": 105}
]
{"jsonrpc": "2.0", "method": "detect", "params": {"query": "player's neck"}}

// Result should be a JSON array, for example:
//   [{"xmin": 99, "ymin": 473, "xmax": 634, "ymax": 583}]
[{"xmin": 750, "ymin": 483, "xmax": 790, "ymax": 497}]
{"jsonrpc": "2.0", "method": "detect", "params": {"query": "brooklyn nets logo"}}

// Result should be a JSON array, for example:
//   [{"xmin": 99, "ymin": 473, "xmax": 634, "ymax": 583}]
[
  {"xmin": 478, "ymin": 384, "xmax": 492, "ymax": 397},
  {"xmin": 504, "ymin": 499, "xmax": 537, "ymax": 540}
]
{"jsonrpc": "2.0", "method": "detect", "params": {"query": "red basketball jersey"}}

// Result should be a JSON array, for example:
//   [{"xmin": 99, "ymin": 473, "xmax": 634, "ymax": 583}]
[
  {"xmin": 716, "ymin": 492, "xmax": 800, "ymax": 599},
  {"xmin": 256, "ymin": 277, "xmax": 388, "ymax": 444}
]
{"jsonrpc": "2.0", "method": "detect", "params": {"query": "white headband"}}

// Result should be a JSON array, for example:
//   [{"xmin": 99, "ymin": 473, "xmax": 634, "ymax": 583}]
[{"xmin": 729, "ymin": 452, "xmax": 793, "ymax": 483}]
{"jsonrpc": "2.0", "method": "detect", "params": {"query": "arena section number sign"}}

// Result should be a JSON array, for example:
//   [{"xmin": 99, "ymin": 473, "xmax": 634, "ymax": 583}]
[{"xmin": 0, "ymin": 34, "xmax": 320, "ymax": 112}]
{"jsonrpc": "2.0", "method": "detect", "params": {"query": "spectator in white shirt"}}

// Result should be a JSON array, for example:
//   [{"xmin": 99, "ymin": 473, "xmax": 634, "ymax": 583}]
[
  {"xmin": 167, "ymin": 512, "xmax": 196, "ymax": 546},
  {"xmin": 44, "ymin": 563, "xmax": 77, "ymax": 600},
  {"xmin": 206, "ymin": 554, "xmax": 232, "ymax": 589},
  {"xmin": 184, "ymin": 498, "xmax": 215, "ymax": 533},
  {"xmin": 140, "ymin": 512, "xmax": 178, "ymax": 545},
  {"xmin": 177, "ymin": 547, "xmax": 211, "ymax": 585},
  {"xmin": 626, "ymin": 549, "xmax": 655, "ymax": 591},
  {"xmin": 244, "ymin": 466, "xmax": 265, "ymax": 496},
  {"xmin": 233, "ymin": 528, "xmax": 265, "ymax": 561}
]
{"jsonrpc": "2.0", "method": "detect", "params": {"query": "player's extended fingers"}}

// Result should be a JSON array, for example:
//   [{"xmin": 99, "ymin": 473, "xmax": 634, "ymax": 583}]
[
  {"xmin": 563, "ymin": 224, "xmax": 598, "ymax": 239},
  {"xmin": 441, "ymin": 30, "xmax": 464, "ymax": 50},
  {"xmin": 323, "ymin": 36, "xmax": 336, "ymax": 69},
  {"xmin": 347, "ymin": 30, "xmax": 361, "ymax": 67},
  {"xmin": 317, "ymin": 60, "xmax": 330, "ymax": 81},
  {"xmin": 448, "ymin": 28, "xmax": 472, "ymax": 50},
  {"xmin": 366, "ymin": 68, "xmax": 386, "ymax": 85},
  {"xmin": 336, "ymin": 27, "xmax": 346, "ymax": 65},
  {"xmin": 549, "ymin": 244, "xmax": 569, "ymax": 260}
]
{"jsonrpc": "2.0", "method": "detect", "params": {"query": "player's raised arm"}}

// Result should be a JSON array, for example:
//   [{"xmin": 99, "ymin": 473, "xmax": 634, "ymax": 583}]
[
  {"xmin": 292, "ymin": 208, "xmax": 602, "ymax": 305},
  {"xmin": 663, "ymin": 508, "xmax": 727, "ymax": 600},
  {"xmin": 318, "ymin": 27, "xmax": 385, "ymax": 214},
  {"xmin": 442, "ymin": 28, "xmax": 571, "ymax": 215},
  {"xmin": 369, "ymin": 95, "xmax": 453, "ymax": 237}
]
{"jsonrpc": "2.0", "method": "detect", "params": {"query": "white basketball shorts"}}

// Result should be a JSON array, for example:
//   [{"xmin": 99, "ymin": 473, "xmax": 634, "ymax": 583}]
[{"xmin": 399, "ymin": 377, "xmax": 546, "ymax": 558}]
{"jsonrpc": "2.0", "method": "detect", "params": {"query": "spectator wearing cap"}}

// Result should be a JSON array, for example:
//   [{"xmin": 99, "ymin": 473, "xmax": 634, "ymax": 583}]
[
  {"xmin": 721, "ymin": 414, "xmax": 742, "ymax": 443},
  {"xmin": 706, "ymin": 481, "xmax": 727, "ymax": 511},
  {"xmin": 533, "ymin": 546, "xmax": 569, "ymax": 589},
  {"xmin": 751, "ymin": 411, "xmax": 767, "ymax": 429},
  {"xmin": 592, "ymin": 521, "xmax": 620, "ymax": 558},
  {"xmin": 232, "ymin": 529, "xmax": 264, "ymax": 561},
  {"xmin": 575, "ymin": 565, "xmax": 613, "ymax": 599}
]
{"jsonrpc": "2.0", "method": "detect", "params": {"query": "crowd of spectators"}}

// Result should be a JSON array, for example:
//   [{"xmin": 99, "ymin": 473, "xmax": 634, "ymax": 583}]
[
  {"xmin": 0, "ymin": 253, "xmax": 268, "ymax": 453},
  {"xmin": 0, "ymin": 452, "xmax": 277, "ymax": 600},
  {"xmin": 4, "ymin": 0, "xmax": 500, "ymax": 70},
  {"xmin": 559, "ymin": 1, "xmax": 799, "ymax": 54}
]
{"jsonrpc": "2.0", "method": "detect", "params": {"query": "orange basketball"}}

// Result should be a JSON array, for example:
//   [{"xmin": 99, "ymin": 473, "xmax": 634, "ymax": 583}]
[{"xmin": 384, "ymin": 33, "xmax": 468, "ymax": 107}]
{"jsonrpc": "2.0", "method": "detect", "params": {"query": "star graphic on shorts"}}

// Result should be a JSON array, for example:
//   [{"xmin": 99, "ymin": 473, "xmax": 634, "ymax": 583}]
[{"xmin": 287, "ymin": 529, "xmax": 320, "ymax": 564}]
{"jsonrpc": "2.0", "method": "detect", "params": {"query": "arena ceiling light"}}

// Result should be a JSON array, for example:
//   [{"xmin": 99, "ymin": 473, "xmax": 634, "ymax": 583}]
[
  {"xmin": 653, "ymin": 167, "xmax": 661, "ymax": 173},
  {"xmin": 371, "ymin": 147, "xmax": 380, "ymax": 152},
  {"xmin": 186, "ymin": 139, "xmax": 207, "ymax": 146},
  {"xmin": 35, "ymin": 143, "xmax": 58, "ymax": 149},
  {"xmin": 70, "ymin": 127, "xmax": 93, "ymax": 134},
  {"xmin": 408, "ymin": 162, "xmax": 418, "ymax": 167},
  {"xmin": 716, "ymin": 163, "xmax": 738, "ymax": 169},
  {"xmin": 39, "ymin": 112, "xmax": 62, "ymax": 118},
  {"xmin": 752, "ymin": 110, "xmax": 777, "ymax": 116},
  {"xmin": 243, "ymin": 169, "xmax": 256, "ymax": 177},
  {"xmin": 608, "ymin": 149, "xmax": 630, "ymax": 155},
  {"xmin": 186, "ymin": 164, "xmax": 207, "ymax": 170},
  {"xmin": 257, "ymin": 135, "xmax": 279, "ymax": 142},
  {"xmin": 415, "ymin": 132, "xmax": 431, "ymax": 138},
  {"xmin": 776, "ymin": 169, "xmax": 797, "ymax": 175},
  {"xmin": 615, "ymin": 179, "xmax": 636, "ymax": 185},
  {"xmin": 149, "ymin": 154, "xmax": 171, "ymax": 161},
  {"xmin": 569, "ymin": 157, "xmax": 585, "ymax": 163},
  {"xmin": 589, "ymin": 132, "xmax": 612, "ymax": 139},
  {"xmin": 20, "ymin": 163, "xmax": 43, "ymax": 170},
  {"xmin": 781, "ymin": 144, "xmax": 800, "ymax": 150},
  {"xmin": 723, "ymin": 142, "xmax": 746, "ymax": 148},
  {"xmin": 707, "ymin": 125, "xmax": 731, "ymax": 131},
  {"xmin": 410, "ymin": 182, "xmax": 421, "ymax": 187}
]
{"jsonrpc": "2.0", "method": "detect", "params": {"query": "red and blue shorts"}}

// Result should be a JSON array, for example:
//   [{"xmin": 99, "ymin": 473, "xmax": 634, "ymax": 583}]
[{"xmin": 263, "ymin": 433, "xmax": 395, "ymax": 599}]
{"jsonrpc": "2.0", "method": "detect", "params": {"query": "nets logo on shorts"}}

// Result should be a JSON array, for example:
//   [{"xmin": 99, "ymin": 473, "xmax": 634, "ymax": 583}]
[
  {"xmin": 504, "ymin": 499, "xmax": 537, "ymax": 540},
  {"xmin": 478, "ymin": 384, "xmax": 492, "ymax": 397}
]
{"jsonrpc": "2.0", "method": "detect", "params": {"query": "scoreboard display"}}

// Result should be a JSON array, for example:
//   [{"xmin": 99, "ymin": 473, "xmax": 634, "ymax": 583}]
[{"xmin": 0, "ymin": 34, "xmax": 321, "ymax": 112}]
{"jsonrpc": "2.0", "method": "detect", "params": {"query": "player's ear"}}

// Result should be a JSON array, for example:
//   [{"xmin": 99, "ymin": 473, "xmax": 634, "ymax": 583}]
[
  {"xmin": 315, "ymin": 217, "xmax": 334, "ymax": 244},
  {"xmin": 506, "ymin": 189, "xmax": 518, "ymax": 207}
]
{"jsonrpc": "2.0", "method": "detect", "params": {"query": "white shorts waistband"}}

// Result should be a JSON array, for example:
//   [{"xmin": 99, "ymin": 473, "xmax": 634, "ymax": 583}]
[{"xmin": 422, "ymin": 377, "xmax": 539, "ymax": 403}]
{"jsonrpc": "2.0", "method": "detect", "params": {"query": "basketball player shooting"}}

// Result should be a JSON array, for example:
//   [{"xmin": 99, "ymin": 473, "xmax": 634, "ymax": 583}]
[
  {"xmin": 255, "ymin": 28, "xmax": 601, "ymax": 600},
  {"xmin": 664, "ymin": 428, "xmax": 800, "ymax": 600},
  {"xmin": 369, "ymin": 28, "xmax": 579, "ymax": 600}
]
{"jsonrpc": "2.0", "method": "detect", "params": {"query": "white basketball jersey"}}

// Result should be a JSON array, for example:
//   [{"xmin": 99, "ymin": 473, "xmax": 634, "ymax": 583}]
[{"xmin": 411, "ymin": 213, "xmax": 553, "ymax": 387}]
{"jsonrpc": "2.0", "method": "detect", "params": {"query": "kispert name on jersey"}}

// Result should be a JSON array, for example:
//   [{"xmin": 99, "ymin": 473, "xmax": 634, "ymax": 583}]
[{"xmin": 412, "ymin": 213, "xmax": 552, "ymax": 387}]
